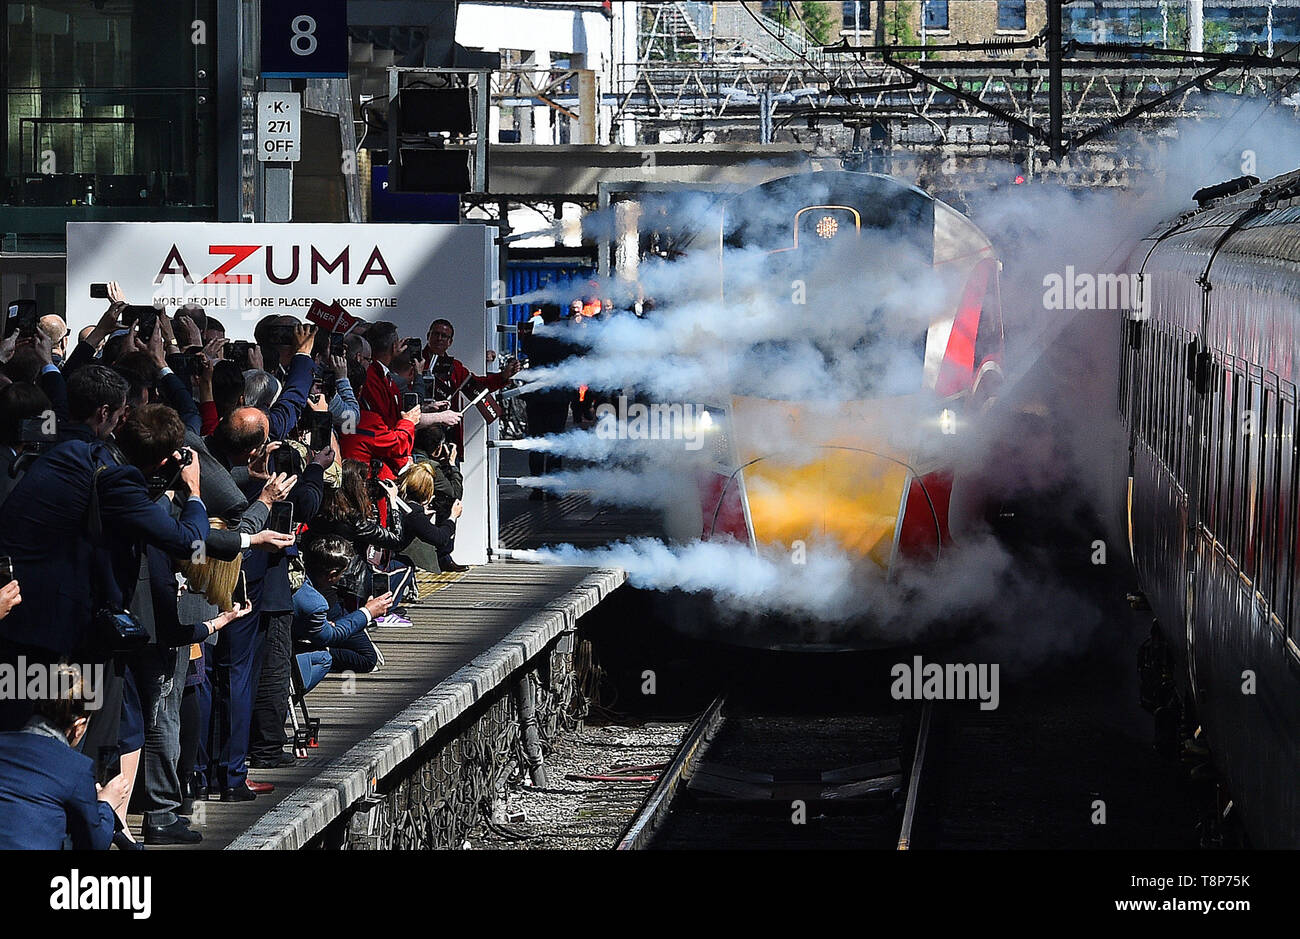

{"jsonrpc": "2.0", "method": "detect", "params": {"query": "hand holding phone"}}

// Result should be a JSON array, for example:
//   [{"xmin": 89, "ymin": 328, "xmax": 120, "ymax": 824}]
[
  {"xmin": 268, "ymin": 500, "xmax": 295, "ymax": 535},
  {"xmin": 231, "ymin": 571, "xmax": 248, "ymax": 609}
]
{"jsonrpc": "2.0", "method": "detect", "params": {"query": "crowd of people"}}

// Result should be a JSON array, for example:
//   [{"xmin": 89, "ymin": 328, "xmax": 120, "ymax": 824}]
[{"xmin": 0, "ymin": 287, "xmax": 514, "ymax": 849}]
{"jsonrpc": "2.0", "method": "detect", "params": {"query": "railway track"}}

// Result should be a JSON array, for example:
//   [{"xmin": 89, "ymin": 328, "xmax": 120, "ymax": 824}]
[{"xmin": 616, "ymin": 695, "xmax": 940, "ymax": 850}]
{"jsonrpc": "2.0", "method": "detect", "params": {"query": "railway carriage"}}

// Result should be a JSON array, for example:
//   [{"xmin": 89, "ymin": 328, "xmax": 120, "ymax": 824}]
[{"xmin": 1122, "ymin": 168, "xmax": 1300, "ymax": 848}]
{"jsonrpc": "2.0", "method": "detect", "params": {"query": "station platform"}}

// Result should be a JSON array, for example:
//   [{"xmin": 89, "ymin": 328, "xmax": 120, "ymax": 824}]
[{"xmin": 124, "ymin": 458, "xmax": 656, "ymax": 850}]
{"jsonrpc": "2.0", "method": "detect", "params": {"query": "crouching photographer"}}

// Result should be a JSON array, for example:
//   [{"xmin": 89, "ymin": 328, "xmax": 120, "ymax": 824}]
[{"xmin": 291, "ymin": 538, "xmax": 392, "ymax": 692}]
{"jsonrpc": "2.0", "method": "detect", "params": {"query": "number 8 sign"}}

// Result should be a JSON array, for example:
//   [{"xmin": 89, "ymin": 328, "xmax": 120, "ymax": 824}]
[{"xmin": 261, "ymin": 0, "xmax": 346, "ymax": 78}]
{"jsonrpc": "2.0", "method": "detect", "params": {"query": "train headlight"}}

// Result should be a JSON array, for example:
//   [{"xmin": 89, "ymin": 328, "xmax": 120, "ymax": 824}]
[{"xmin": 938, "ymin": 408, "xmax": 957, "ymax": 436}]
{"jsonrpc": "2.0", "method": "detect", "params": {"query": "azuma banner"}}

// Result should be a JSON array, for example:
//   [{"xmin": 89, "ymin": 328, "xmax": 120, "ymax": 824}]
[{"xmin": 65, "ymin": 222, "xmax": 495, "ymax": 344}]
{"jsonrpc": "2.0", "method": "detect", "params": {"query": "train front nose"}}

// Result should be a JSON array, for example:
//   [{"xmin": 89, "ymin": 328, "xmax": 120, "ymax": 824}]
[{"xmin": 694, "ymin": 397, "xmax": 947, "ymax": 568}]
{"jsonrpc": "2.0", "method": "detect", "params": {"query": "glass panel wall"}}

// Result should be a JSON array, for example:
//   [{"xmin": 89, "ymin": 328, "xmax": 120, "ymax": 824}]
[{"xmin": 2, "ymin": 0, "xmax": 219, "ymax": 251}]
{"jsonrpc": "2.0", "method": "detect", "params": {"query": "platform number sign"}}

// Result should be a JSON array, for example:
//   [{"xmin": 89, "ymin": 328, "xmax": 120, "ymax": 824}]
[
  {"xmin": 257, "ymin": 92, "xmax": 301, "ymax": 162},
  {"xmin": 261, "ymin": 0, "xmax": 347, "ymax": 78}
]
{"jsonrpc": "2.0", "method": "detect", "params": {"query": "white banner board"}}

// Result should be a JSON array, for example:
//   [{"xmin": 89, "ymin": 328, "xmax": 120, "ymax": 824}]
[{"xmin": 66, "ymin": 221, "xmax": 500, "ymax": 564}]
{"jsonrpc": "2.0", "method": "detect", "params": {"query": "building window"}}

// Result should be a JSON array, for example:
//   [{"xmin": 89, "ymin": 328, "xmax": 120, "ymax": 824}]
[
  {"xmin": 841, "ymin": 1, "xmax": 870, "ymax": 32},
  {"xmin": 3, "ymin": 0, "xmax": 219, "ymax": 251},
  {"xmin": 922, "ymin": 1, "xmax": 949, "ymax": 31},
  {"xmin": 998, "ymin": 1, "xmax": 1027, "ymax": 31}
]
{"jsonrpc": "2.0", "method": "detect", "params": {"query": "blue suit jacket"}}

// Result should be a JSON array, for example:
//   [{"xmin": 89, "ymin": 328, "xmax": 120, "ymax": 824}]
[
  {"xmin": 0, "ymin": 426, "xmax": 209, "ymax": 657},
  {"xmin": 292, "ymin": 577, "xmax": 369, "ymax": 647},
  {"xmin": 268, "ymin": 353, "xmax": 316, "ymax": 441},
  {"xmin": 0, "ymin": 731, "xmax": 116, "ymax": 850}
]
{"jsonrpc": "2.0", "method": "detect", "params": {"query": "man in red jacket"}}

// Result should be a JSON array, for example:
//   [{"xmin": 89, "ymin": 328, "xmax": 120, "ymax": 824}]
[
  {"xmin": 423, "ymin": 318, "xmax": 520, "ymax": 403},
  {"xmin": 341, "ymin": 321, "xmax": 459, "ymax": 480}
]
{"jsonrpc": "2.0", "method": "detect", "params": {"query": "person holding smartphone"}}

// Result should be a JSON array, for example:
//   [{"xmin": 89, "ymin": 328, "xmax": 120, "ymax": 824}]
[{"xmin": 291, "ymin": 538, "xmax": 389, "ymax": 692}]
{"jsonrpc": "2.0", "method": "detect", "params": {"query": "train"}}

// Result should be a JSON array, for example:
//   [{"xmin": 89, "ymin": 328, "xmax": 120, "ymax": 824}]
[
  {"xmin": 1122, "ymin": 168, "xmax": 1300, "ymax": 848},
  {"xmin": 664, "ymin": 169, "xmax": 1006, "ymax": 581}
]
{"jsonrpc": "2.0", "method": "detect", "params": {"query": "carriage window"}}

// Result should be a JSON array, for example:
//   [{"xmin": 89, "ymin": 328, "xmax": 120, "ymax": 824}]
[
  {"xmin": 1279, "ymin": 385, "xmax": 1297, "ymax": 633},
  {"xmin": 1225, "ymin": 367, "xmax": 1243, "ymax": 562},
  {"xmin": 1243, "ymin": 374, "xmax": 1264, "ymax": 582},
  {"xmin": 1258, "ymin": 380, "xmax": 1277, "ymax": 605},
  {"xmin": 1203, "ymin": 360, "xmax": 1221, "ymax": 534}
]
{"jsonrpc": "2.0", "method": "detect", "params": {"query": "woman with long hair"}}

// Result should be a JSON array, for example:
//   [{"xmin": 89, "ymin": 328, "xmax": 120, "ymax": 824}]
[{"xmin": 304, "ymin": 460, "xmax": 413, "ymax": 626}]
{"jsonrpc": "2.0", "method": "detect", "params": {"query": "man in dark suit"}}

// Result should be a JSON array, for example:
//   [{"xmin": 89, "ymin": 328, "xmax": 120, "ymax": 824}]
[
  {"xmin": 0, "ymin": 369, "xmax": 208, "ymax": 660},
  {"xmin": 204, "ymin": 407, "xmax": 327, "ymax": 797},
  {"xmin": 0, "ymin": 370, "xmax": 209, "ymax": 752},
  {"xmin": 0, "ymin": 667, "xmax": 126, "ymax": 850}
]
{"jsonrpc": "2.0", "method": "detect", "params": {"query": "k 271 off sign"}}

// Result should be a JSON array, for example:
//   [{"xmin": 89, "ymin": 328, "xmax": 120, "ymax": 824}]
[{"xmin": 257, "ymin": 91, "xmax": 301, "ymax": 162}]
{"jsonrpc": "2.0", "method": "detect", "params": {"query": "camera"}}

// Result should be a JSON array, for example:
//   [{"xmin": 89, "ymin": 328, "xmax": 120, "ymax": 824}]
[
  {"xmin": 147, "ymin": 447, "xmax": 193, "ymax": 498},
  {"xmin": 19, "ymin": 417, "xmax": 55, "ymax": 455},
  {"xmin": 224, "ymin": 340, "xmax": 253, "ymax": 370}
]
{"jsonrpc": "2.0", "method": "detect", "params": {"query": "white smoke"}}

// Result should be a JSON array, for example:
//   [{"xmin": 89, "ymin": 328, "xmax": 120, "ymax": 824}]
[{"xmin": 509, "ymin": 97, "xmax": 1300, "ymax": 659}]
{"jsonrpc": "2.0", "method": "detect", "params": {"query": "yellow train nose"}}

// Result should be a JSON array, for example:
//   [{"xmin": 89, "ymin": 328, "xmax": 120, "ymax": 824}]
[
  {"xmin": 741, "ymin": 452, "xmax": 909, "ymax": 567},
  {"xmin": 727, "ymin": 396, "xmax": 914, "ymax": 568}
]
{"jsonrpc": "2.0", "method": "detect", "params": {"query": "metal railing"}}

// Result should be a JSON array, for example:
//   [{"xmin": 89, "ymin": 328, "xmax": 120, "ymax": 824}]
[{"xmin": 677, "ymin": 1, "xmax": 825, "ymax": 64}]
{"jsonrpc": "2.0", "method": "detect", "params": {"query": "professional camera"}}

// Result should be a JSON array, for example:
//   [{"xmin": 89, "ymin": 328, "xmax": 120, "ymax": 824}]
[
  {"xmin": 19, "ymin": 417, "xmax": 55, "ymax": 455},
  {"xmin": 147, "ymin": 447, "xmax": 193, "ymax": 498}
]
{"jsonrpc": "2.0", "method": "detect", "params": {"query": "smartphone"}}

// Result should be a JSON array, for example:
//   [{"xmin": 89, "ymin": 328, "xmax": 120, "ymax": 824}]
[
  {"xmin": 404, "ymin": 337, "xmax": 422, "ymax": 358},
  {"xmin": 165, "ymin": 352, "xmax": 202, "ymax": 377},
  {"xmin": 19, "ymin": 417, "xmax": 55, "ymax": 451},
  {"xmin": 304, "ymin": 410, "xmax": 331, "ymax": 451},
  {"xmin": 403, "ymin": 392, "xmax": 420, "ymax": 412},
  {"xmin": 90, "ymin": 283, "xmax": 109, "ymax": 299},
  {"xmin": 271, "ymin": 445, "xmax": 299, "ymax": 478},
  {"xmin": 371, "ymin": 570, "xmax": 392, "ymax": 599},
  {"xmin": 268, "ymin": 500, "xmax": 295, "ymax": 535},
  {"xmin": 265, "ymin": 324, "xmax": 296, "ymax": 346},
  {"xmin": 232, "ymin": 571, "xmax": 248, "ymax": 609},
  {"xmin": 328, "ymin": 332, "xmax": 346, "ymax": 357},
  {"xmin": 5, "ymin": 300, "xmax": 38, "ymax": 339},
  {"xmin": 123, "ymin": 304, "xmax": 158, "ymax": 342},
  {"xmin": 98, "ymin": 749, "xmax": 123, "ymax": 788},
  {"xmin": 0, "ymin": 556, "xmax": 12, "ymax": 587}
]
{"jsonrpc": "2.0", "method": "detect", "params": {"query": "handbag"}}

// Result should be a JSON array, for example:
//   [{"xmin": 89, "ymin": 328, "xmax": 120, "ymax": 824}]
[{"xmin": 86, "ymin": 463, "xmax": 150, "ymax": 652}]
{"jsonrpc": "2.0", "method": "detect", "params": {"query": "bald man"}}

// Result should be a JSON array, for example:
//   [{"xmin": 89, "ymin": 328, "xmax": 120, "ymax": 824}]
[
  {"xmin": 204, "ymin": 405, "xmax": 331, "ymax": 795},
  {"xmin": 37, "ymin": 315, "xmax": 68, "ymax": 366}
]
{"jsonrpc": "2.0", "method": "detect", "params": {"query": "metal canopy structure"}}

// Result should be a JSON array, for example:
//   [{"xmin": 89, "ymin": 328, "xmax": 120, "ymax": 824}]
[
  {"xmin": 471, "ymin": 142, "xmax": 818, "ymax": 200},
  {"xmin": 611, "ymin": 1, "xmax": 1300, "ymax": 174}
]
